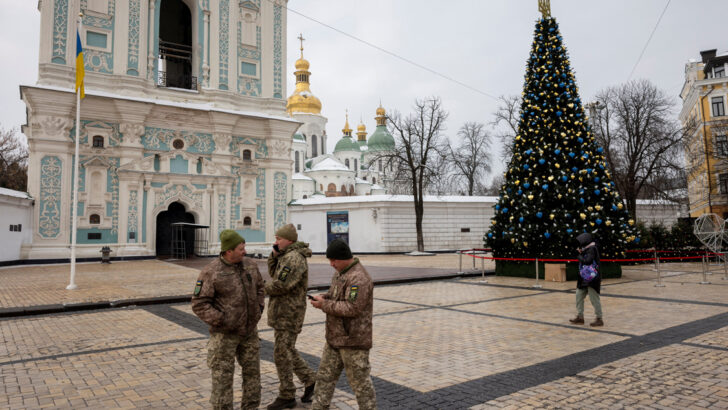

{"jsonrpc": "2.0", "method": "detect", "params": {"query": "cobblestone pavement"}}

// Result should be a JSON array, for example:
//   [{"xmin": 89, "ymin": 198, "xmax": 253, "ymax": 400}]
[{"xmin": 0, "ymin": 258, "xmax": 726, "ymax": 409}]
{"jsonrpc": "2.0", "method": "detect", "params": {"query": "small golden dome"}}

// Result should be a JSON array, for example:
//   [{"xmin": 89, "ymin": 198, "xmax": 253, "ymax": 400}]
[
  {"xmin": 295, "ymin": 58, "xmax": 310, "ymax": 71},
  {"xmin": 376, "ymin": 105, "xmax": 386, "ymax": 116},
  {"xmin": 286, "ymin": 35, "xmax": 322, "ymax": 115},
  {"xmin": 357, "ymin": 122, "xmax": 366, "ymax": 132}
]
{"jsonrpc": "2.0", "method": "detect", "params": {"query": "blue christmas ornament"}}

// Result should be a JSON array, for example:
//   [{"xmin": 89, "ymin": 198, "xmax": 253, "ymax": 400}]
[
  {"xmin": 556, "ymin": 111, "xmax": 563, "ymax": 117},
  {"xmin": 525, "ymin": 149, "xmax": 532, "ymax": 155},
  {"xmin": 569, "ymin": 152, "xmax": 575, "ymax": 158},
  {"xmin": 502, "ymin": 208, "xmax": 509, "ymax": 214},
  {"xmin": 542, "ymin": 184, "xmax": 549, "ymax": 190},
  {"xmin": 635, "ymin": 237, "xmax": 641, "ymax": 243},
  {"xmin": 524, "ymin": 164, "xmax": 530, "ymax": 170},
  {"xmin": 572, "ymin": 167, "xmax": 578, "ymax": 172},
  {"xmin": 539, "ymin": 159, "xmax": 545, "ymax": 165},
  {"xmin": 594, "ymin": 190, "xmax": 601, "ymax": 195},
  {"xmin": 594, "ymin": 177, "xmax": 600, "ymax": 182},
  {"xmin": 566, "ymin": 228, "xmax": 573, "ymax": 234},
  {"xmin": 597, "ymin": 147, "xmax": 604, "ymax": 153},
  {"xmin": 562, "ymin": 176, "xmax": 567, "ymax": 181},
  {"xmin": 596, "ymin": 219, "xmax": 602, "ymax": 225},
  {"xmin": 536, "ymin": 212, "xmax": 543, "ymax": 218},
  {"xmin": 517, "ymin": 189, "xmax": 523, "ymax": 195},
  {"xmin": 519, "ymin": 217, "xmax": 524, "ymax": 223},
  {"xmin": 566, "ymin": 213, "xmax": 571, "ymax": 219},
  {"xmin": 495, "ymin": 205, "xmax": 500, "ymax": 210},
  {"xmin": 612, "ymin": 205, "xmax": 617, "ymax": 211},
  {"xmin": 555, "ymin": 149, "xmax": 561, "ymax": 155},
  {"xmin": 579, "ymin": 198, "xmax": 585, "ymax": 204},
  {"xmin": 544, "ymin": 232, "xmax": 551, "ymax": 238},
  {"xmin": 487, "ymin": 233, "xmax": 493, "ymax": 238},
  {"xmin": 577, "ymin": 137, "xmax": 583, "ymax": 143},
  {"xmin": 523, "ymin": 183, "xmax": 530, "ymax": 189}
]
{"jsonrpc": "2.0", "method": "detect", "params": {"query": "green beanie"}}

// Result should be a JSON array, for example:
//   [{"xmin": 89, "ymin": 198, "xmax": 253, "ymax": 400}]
[
  {"xmin": 220, "ymin": 229, "xmax": 245, "ymax": 252},
  {"xmin": 275, "ymin": 223, "xmax": 298, "ymax": 242}
]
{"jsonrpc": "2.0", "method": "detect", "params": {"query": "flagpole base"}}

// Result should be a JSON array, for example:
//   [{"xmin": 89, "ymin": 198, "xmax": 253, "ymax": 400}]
[{"xmin": 66, "ymin": 283, "xmax": 78, "ymax": 290}]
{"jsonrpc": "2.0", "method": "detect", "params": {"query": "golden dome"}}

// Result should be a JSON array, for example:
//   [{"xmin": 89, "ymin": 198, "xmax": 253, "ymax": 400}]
[
  {"xmin": 357, "ymin": 122, "xmax": 366, "ymax": 132},
  {"xmin": 376, "ymin": 105, "xmax": 386, "ymax": 116},
  {"xmin": 375, "ymin": 104, "xmax": 387, "ymax": 126},
  {"xmin": 342, "ymin": 112, "xmax": 352, "ymax": 136},
  {"xmin": 286, "ymin": 34, "xmax": 322, "ymax": 115}
]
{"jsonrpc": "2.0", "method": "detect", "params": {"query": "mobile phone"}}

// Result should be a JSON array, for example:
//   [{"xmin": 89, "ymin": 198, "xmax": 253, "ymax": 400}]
[
  {"xmin": 307, "ymin": 294, "xmax": 316, "ymax": 300},
  {"xmin": 273, "ymin": 244, "xmax": 280, "ymax": 252}
]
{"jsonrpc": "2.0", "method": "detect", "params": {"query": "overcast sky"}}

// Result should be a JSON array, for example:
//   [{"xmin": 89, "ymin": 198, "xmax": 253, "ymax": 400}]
[{"xmin": 2, "ymin": 0, "xmax": 728, "ymax": 180}]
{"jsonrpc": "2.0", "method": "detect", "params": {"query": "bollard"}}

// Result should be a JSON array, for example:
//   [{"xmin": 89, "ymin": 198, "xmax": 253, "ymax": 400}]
[
  {"xmin": 472, "ymin": 250, "xmax": 476, "ymax": 270},
  {"xmin": 457, "ymin": 250, "xmax": 464, "ymax": 274},
  {"xmin": 653, "ymin": 249, "xmax": 658, "ymax": 271},
  {"xmin": 533, "ymin": 257, "xmax": 542, "ymax": 288},
  {"xmin": 700, "ymin": 255, "xmax": 711, "ymax": 285},
  {"xmin": 479, "ymin": 253, "xmax": 488, "ymax": 283},
  {"xmin": 723, "ymin": 254, "xmax": 728, "ymax": 281},
  {"xmin": 654, "ymin": 256, "xmax": 665, "ymax": 287}
]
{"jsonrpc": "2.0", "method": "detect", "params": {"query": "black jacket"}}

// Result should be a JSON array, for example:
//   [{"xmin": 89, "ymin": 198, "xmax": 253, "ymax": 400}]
[{"xmin": 576, "ymin": 232, "xmax": 601, "ymax": 293}]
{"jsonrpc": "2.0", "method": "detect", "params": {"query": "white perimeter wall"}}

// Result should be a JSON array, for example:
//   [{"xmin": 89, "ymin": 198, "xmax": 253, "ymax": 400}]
[
  {"xmin": 289, "ymin": 195, "xmax": 685, "ymax": 253},
  {"xmin": 0, "ymin": 195, "xmax": 34, "ymax": 262}
]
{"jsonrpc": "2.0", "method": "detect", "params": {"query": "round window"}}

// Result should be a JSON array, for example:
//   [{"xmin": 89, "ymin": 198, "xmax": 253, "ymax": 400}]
[{"xmin": 173, "ymin": 139, "xmax": 184, "ymax": 150}]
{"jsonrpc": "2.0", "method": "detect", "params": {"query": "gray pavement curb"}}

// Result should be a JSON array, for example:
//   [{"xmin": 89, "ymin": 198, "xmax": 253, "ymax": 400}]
[{"xmin": 0, "ymin": 271, "xmax": 490, "ymax": 318}]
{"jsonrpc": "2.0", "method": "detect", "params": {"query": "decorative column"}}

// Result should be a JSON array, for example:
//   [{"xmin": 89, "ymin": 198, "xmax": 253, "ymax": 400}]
[
  {"xmin": 202, "ymin": 9, "xmax": 211, "ymax": 87},
  {"xmin": 147, "ymin": 0, "xmax": 156, "ymax": 80}
]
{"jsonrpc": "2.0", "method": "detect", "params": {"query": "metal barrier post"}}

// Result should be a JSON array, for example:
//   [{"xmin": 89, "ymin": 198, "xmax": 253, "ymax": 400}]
[
  {"xmin": 700, "ymin": 255, "xmax": 711, "ymax": 285},
  {"xmin": 723, "ymin": 253, "xmax": 728, "ymax": 281},
  {"xmin": 479, "ymin": 253, "xmax": 487, "ymax": 283},
  {"xmin": 457, "ymin": 250, "xmax": 464, "ymax": 274},
  {"xmin": 472, "ymin": 250, "xmax": 476, "ymax": 270},
  {"xmin": 533, "ymin": 258, "xmax": 542, "ymax": 288},
  {"xmin": 653, "ymin": 249, "xmax": 658, "ymax": 271},
  {"xmin": 654, "ymin": 256, "xmax": 665, "ymax": 287}
]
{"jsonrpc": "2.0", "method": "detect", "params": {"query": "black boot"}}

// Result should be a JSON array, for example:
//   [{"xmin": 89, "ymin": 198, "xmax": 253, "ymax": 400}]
[
  {"xmin": 266, "ymin": 397, "xmax": 296, "ymax": 410},
  {"xmin": 301, "ymin": 382, "xmax": 315, "ymax": 403}
]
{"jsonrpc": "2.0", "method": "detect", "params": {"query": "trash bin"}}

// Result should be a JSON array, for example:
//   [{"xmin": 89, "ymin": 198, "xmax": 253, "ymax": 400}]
[{"xmin": 100, "ymin": 246, "xmax": 112, "ymax": 264}]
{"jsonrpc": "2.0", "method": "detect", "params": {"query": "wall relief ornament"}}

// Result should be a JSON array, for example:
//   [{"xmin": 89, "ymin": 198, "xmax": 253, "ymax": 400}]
[
  {"xmin": 120, "ymin": 123, "xmax": 145, "ymax": 145},
  {"xmin": 38, "ymin": 116, "xmax": 73, "ymax": 140}
]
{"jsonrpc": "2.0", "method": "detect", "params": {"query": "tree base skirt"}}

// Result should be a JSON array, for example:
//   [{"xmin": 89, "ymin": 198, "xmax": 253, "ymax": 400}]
[{"xmin": 495, "ymin": 260, "xmax": 622, "ymax": 280}]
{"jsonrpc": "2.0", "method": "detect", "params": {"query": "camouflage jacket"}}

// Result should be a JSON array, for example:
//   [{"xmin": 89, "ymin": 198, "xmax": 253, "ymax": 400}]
[
  {"xmin": 321, "ymin": 258, "xmax": 373, "ymax": 350},
  {"xmin": 191, "ymin": 256, "xmax": 265, "ymax": 336},
  {"xmin": 265, "ymin": 241, "xmax": 312, "ymax": 333}
]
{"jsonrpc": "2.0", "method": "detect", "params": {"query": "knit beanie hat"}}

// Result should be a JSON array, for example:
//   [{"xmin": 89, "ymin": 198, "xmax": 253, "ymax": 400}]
[
  {"xmin": 326, "ymin": 238, "xmax": 353, "ymax": 260},
  {"xmin": 275, "ymin": 223, "xmax": 298, "ymax": 242},
  {"xmin": 220, "ymin": 229, "xmax": 245, "ymax": 252}
]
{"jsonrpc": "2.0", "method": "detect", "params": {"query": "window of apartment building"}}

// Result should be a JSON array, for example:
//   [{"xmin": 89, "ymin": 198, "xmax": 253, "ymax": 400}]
[
  {"xmin": 720, "ymin": 173, "xmax": 728, "ymax": 194},
  {"xmin": 715, "ymin": 64, "xmax": 726, "ymax": 78},
  {"xmin": 717, "ymin": 135, "xmax": 728, "ymax": 157},
  {"xmin": 712, "ymin": 96, "xmax": 725, "ymax": 117}
]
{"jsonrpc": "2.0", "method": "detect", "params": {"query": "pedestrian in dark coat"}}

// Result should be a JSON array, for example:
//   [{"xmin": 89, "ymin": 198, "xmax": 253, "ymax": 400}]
[{"xmin": 569, "ymin": 232, "xmax": 604, "ymax": 327}]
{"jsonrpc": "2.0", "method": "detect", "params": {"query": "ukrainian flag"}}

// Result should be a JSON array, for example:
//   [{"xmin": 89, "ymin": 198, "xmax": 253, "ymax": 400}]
[{"xmin": 75, "ymin": 31, "xmax": 85, "ymax": 99}]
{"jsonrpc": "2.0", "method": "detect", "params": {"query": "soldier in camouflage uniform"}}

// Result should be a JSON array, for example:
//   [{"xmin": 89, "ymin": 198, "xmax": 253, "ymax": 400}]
[
  {"xmin": 265, "ymin": 223, "xmax": 316, "ymax": 410},
  {"xmin": 191, "ymin": 230, "xmax": 265, "ymax": 410},
  {"xmin": 310, "ymin": 239, "xmax": 376, "ymax": 410}
]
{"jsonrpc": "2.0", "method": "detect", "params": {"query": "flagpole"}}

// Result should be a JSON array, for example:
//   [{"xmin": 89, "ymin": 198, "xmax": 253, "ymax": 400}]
[{"xmin": 67, "ymin": 13, "xmax": 83, "ymax": 291}]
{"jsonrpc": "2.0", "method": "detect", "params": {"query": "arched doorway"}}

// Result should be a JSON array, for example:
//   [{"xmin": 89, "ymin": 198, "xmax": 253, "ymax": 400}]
[
  {"xmin": 156, "ymin": 202, "xmax": 195, "ymax": 256},
  {"xmin": 159, "ymin": 0, "xmax": 193, "ymax": 89}
]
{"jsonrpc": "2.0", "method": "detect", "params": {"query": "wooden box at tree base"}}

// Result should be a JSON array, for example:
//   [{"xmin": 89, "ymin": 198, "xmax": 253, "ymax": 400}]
[{"xmin": 544, "ymin": 263, "xmax": 566, "ymax": 282}]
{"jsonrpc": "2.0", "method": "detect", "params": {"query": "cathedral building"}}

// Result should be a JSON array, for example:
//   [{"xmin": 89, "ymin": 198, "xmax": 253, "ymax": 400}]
[
  {"xmin": 285, "ymin": 41, "xmax": 394, "ymax": 200},
  {"xmin": 20, "ymin": 0, "xmax": 298, "ymax": 259}
]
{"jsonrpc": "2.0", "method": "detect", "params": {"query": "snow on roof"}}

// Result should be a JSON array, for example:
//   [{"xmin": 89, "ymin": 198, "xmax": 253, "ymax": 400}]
[
  {"xmin": 292, "ymin": 173, "xmax": 313, "ymax": 181},
  {"xmin": 355, "ymin": 178, "xmax": 371, "ymax": 185},
  {"xmin": 635, "ymin": 199, "xmax": 679, "ymax": 205},
  {"xmin": 23, "ymin": 84, "xmax": 300, "ymax": 124},
  {"xmin": 310, "ymin": 158, "xmax": 350, "ymax": 172},
  {"xmin": 0, "ymin": 187, "xmax": 32, "ymax": 199},
  {"xmin": 291, "ymin": 195, "xmax": 498, "ymax": 206}
]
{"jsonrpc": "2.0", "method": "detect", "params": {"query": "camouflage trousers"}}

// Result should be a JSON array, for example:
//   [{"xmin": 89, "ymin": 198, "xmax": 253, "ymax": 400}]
[
  {"xmin": 312, "ymin": 342, "xmax": 376, "ymax": 410},
  {"xmin": 207, "ymin": 330, "xmax": 260, "ymax": 410},
  {"xmin": 273, "ymin": 329, "xmax": 316, "ymax": 399}
]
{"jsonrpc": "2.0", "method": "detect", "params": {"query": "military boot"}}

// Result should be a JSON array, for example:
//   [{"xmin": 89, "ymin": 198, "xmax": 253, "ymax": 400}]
[
  {"xmin": 266, "ymin": 397, "xmax": 296, "ymax": 410},
  {"xmin": 569, "ymin": 316, "xmax": 584, "ymax": 324},
  {"xmin": 301, "ymin": 382, "xmax": 315, "ymax": 403},
  {"xmin": 590, "ymin": 318, "xmax": 604, "ymax": 327}
]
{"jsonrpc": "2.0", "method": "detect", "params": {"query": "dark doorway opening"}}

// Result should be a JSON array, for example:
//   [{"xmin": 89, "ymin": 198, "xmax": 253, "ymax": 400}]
[
  {"xmin": 158, "ymin": 0, "xmax": 194, "ymax": 89},
  {"xmin": 156, "ymin": 201, "xmax": 195, "ymax": 257}
]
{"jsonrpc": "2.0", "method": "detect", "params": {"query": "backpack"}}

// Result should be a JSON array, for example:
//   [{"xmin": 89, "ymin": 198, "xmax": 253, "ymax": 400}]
[{"xmin": 579, "ymin": 261, "xmax": 598, "ymax": 282}]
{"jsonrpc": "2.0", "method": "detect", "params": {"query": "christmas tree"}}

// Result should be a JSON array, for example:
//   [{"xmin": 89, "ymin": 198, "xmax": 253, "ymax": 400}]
[{"xmin": 485, "ymin": 7, "xmax": 637, "ymax": 269}]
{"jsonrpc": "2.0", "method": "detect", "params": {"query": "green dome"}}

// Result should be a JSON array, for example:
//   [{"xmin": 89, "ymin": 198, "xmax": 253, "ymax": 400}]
[
  {"xmin": 367, "ymin": 125, "xmax": 395, "ymax": 151},
  {"xmin": 334, "ymin": 135, "xmax": 361, "ymax": 153}
]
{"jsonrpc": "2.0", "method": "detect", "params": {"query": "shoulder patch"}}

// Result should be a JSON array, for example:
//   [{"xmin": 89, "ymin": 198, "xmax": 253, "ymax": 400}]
[
  {"xmin": 279, "ymin": 266, "xmax": 291, "ymax": 281},
  {"xmin": 193, "ymin": 280, "xmax": 203, "ymax": 296},
  {"xmin": 348, "ymin": 285, "xmax": 358, "ymax": 302}
]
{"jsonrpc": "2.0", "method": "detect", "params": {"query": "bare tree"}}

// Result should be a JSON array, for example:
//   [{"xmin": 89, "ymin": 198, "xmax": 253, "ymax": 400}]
[
  {"xmin": 490, "ymin": 95, "xmax": 521, "ymax": 163},
  {"xmin": 0, "ymin": 126, "xmax": 28, "ymax": 191},
  {"xmin": 378, "ymin": 97, "xmax": 449, "ymax": 252},
  {"xmin": 448, "ymin": 122, "xmax": 492, "ymax": 195},
  {"xmin": 591, "ymin": 79, "xmax": 687, "ymax": 219}
]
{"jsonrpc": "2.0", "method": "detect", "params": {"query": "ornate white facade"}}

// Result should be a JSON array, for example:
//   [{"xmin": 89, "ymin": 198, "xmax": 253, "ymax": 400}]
[{"xmin": 21, "ymin": 0, "xmax": 298, "ymax": 259}]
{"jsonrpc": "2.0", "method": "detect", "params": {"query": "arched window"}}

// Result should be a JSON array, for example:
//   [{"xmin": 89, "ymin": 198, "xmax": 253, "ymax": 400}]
[
  {"xmin": 295, "ymin": 151, "xmax": 300, "ymax": 173},
  {"xmin": 158, "ymin": 0, "xmax": 194, "ymax": 89},
  {"xmin": 92, "ymin": 135, "xmax": 104, "ymax": 148},
  {"xmin": 243, "ymin": 149, "xmax": 252, "ymax": 161},
  {"xmin": 349, "ymin": 185, "xmax": 355, "ymax": 195},
  {"xmin": 373, "ymin": 177, "xmax": 376, "ymax": 184},
  {"xmin": 378, "ymin": 160, "xmax": 383, "ymax": 172},
  {"xmin": 345, "ymin": 159, "xmax": 350, "ymax": 168},
  {"xmin": 312, "ymin": 135, "xmax": 318, "ymax": 157},
  {"xmin": 354, "ymin": 158, "xmax": 358, "ymax": 171},
  {"xmin": 243, "ymin": 216, "xmax": 252, "ymax": 226},
  {"xmin": 90, "ymin": 214, "xmax": 100, "ymax": 224},
  {"xmin": 302, "ymin": 195, "xmax": 308, "ymax": 199},
  {"xmin": 340, "ymin": 184, "xmax": 346, "ymax": 193},
  {"xmin": 327, "ymin": 183, "xmax": 336, "ymax": 192}
]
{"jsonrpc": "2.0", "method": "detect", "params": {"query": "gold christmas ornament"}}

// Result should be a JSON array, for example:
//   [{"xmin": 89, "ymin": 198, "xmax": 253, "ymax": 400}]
[
  {"xmin": 528, "ymin": 194, "xmax": 534, "ymax": 200},
  {"xmin": 580, "ymin": 213, "xmax": 587, "ymax": 220}
]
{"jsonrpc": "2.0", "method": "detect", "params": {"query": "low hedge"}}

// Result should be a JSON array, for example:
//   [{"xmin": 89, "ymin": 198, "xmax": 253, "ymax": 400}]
[{"xmin": 495, "ymin": 260, "xmax": 622, "ymax": 280}]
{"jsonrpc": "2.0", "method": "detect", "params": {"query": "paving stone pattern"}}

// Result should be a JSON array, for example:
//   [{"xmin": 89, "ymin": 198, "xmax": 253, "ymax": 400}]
[{"xmin": 0, "ymin": 257, "xmax": 727, "ymax": 409}]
